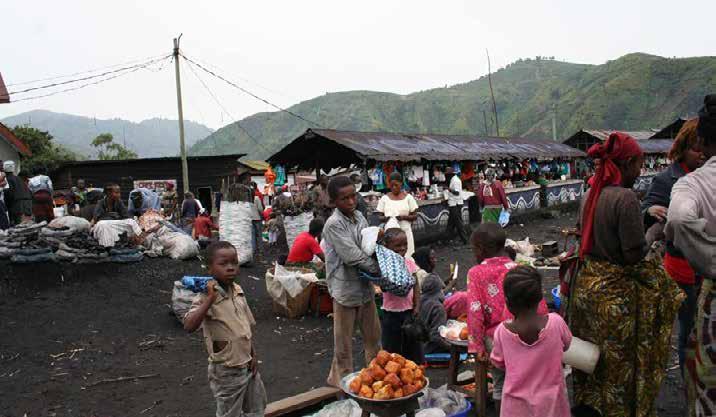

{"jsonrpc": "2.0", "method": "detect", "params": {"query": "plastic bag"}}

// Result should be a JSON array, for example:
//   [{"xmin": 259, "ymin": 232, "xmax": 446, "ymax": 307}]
[
  {"xmin": 499, "ymin": 209, "xmax": 510, "ymax": 228},
  {"xmin": 48, "ymin": 216, "xmax": 91, "ymax": 232},
  {"xmin": 360, "ymin": 226, "xmax": 381, "ymax": 256},
  {"xmin": 505, "ymin": 237, "xmax": 535, "ymax": 257},
  {"xmin": 284, "ymin": 212, "xmax": 314, "ymax": 249},
  {"xmin": 158, "ymin": 231, "xmax": 200, "ymax": 260},
  {"xmin": 92, "ymin": 219, "xmax": 142, "ymax": 247},
  {"xmin": 419, "ymin": 386, "xmax": 468, "ymax": 417},
  {"xmin": 219, "ymin": 201, "xmax": 253, "ymax": 264},
  {"xmin": 171, "ymin": 280, "xmax": 197, "ymax": 320},
  {"xmin": 274, "ymin": 263, "xmax": 316, "ymax": 298},
  {"xmin": 416, "ymin": 409, "xmax": 446, "ymax": 417}
]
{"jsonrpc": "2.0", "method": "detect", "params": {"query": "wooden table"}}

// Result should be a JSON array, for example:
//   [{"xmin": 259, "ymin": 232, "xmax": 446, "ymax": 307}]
[{"xmin": 445, "ymin": 338, "xmax": 488, "ymax": 416}]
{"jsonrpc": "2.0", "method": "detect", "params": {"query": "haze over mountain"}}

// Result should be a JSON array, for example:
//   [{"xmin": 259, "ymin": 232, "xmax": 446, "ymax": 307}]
[
  {"xmin": 1, "ymin": 110, "xmax": 213, "ymax": 158},
  {"xmin": 190, "ymin": 53, "xmax": 716, "ymax": 159}
]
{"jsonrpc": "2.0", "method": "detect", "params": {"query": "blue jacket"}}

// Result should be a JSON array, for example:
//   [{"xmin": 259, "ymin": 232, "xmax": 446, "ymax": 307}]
[
  {"xmin": 641, "ymin": 163, "xmax": 687, "ymax": 231},
  {"xmin": 127, "ymin": 188, "xmax": 161, "ymax": 216}
]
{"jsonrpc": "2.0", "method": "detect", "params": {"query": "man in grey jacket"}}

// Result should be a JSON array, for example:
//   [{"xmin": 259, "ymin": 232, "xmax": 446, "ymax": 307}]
[{"xmin": 322, "ymin": 175, "xmax": 381, "ymax": 387}]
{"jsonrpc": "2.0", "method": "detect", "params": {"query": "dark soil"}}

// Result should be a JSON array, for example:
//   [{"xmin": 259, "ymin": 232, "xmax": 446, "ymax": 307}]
[{"xmin": 0, "ymin": 209, "xmax": 685, "ymax": 417}]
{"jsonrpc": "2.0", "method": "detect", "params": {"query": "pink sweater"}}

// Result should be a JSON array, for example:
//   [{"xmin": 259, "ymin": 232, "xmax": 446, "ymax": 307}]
[
  {"xmin": 382, "ymin": 257, "xmax": 418, "ymax": 312},
  {"xmin": 467, "ymin": 257, "xmax": 548, "ymax": 355},
  {"xmin": 491, "ymin": 313, "xmax": 572, "ymax": 417}
]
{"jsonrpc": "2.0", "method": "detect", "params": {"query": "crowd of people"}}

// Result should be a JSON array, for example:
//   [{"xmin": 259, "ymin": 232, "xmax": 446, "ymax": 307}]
[{"xmin": 179, "ymin": 94, "xmax": 715, "ymax": 417}]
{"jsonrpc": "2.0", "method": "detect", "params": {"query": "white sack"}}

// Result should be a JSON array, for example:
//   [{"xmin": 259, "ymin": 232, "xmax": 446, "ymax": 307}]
[
  {"xmin": 284, "ymin": 212, "xmax": 313, "ymax": 249},
  {"xmin": 219, "ymin": 201, "xmax": 253, "ymax": 264},
  {"xmin": 49, "ymin": 216, "xmax": 91, "ymax": 232},
  {"xmin": 92, "ymin": 219, "xmax": 142, "ymax": 247}
]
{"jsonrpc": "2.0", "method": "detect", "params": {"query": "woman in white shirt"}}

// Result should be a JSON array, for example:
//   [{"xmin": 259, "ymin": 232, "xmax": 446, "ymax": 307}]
[{"xmin": 376, "ymin": 172, "xmax": 419, "ymax": 257}]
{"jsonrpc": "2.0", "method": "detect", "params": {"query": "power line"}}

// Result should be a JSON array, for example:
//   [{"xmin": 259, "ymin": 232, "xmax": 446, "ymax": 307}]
[
  {"xmin": 6, "ymin": 52, "xmax": 169, "ymax": 87},
  {"xmin": 5, "ymin": 55, "xmax": 171, "ymax": 97},
  {"xmin": 183, "ymin": 57, "xmax": 271, "ymax": 154},
  {"xmin": 8, "ymin": 56, "xmax": 172, "ymax": 103},
  {"xmin": 181, "ymin": 54, "xmax": 323, "ymax": 128}
]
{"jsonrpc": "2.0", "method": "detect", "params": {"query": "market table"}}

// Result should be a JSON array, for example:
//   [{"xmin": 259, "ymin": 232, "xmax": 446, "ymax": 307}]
[{"xmin": 445, "ymin": 338, "xmax": 488, "ymax": 416}]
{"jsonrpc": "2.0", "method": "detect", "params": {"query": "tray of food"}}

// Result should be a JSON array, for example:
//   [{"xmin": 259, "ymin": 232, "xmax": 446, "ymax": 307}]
[
  {"xmin": 342, "ymin": 350, "xmax": 429, "ymax": 402},
  {"xmin": 439, "ymin": 320, "xmax": 469, "ymax": 347}
]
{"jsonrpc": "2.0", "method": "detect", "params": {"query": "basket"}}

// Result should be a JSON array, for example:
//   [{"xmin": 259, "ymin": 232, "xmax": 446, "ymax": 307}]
[{"xmin": 270, "ymin": 265, "xmax": 315, "ymax": 319}]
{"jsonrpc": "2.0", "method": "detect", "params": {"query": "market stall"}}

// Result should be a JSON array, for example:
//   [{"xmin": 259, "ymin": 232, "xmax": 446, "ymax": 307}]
[
  {"xmin": 268, "ymin": 129, "xmax": 586, "ymax": 242},
  {"xmin": 545, "ymin": 179, "xmax": 585, "ymax": 207}
]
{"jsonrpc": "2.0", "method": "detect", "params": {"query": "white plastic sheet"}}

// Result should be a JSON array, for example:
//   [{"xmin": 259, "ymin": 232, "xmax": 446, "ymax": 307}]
[
  {"xmin": 219, "ymin": 201, "xmax": 254, "ymax": 264},
  {"xmin": 92, "ymin": 219, "xmax": 142, "ymax": 247}
]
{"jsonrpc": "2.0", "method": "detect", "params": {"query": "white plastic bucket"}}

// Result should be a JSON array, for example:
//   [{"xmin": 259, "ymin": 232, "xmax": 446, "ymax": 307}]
[{"xmin": 563, "ymin": 336, "xmax": 600, "ymax": 374}]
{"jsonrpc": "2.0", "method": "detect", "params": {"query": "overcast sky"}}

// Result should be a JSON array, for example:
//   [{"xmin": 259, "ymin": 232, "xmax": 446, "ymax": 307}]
[{"xmin": 1, "ymin": 0, "xmax": 714, "ymax": 129}]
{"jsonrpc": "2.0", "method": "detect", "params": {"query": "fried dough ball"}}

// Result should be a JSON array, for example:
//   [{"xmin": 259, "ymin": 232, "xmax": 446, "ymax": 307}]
[
  {"xmin": 459, "ymin": 327, "xmax": 469, "ymax": 340},
  {"xmin": 392, "ymin": 388, "xmax": 404, "ymax": 399},
  {"xmin": 390, "ymin": 353, "xmax": 406, "ymax": 367},
  {"xmin": 368, "ymin": 365, "xmax": 387, "ymax": 381},
  {"xmin": 369, "ymin": 358, "xmax": 378, "ymax": 368},
  {"xmin": 372, "ymin": 380, "xmax": 385, "ymax": 392},
  {"xmin": 373, "ymin": 384, "xmax": 394, "ymax": 400},
  {"xmin": 359, "ymin": 384, "xmax": 374, "ymax": 398},
  {"xmin": 384, "ymin": 361, "xmax": 401, "ymax": 374},
  {"xmin": 359, "ymin": 368, "xmax": 374, "ymax": 385},
  {"xmin": 349, "ymin": 376, "xmax": 362, "ymax": 394},
  {"xmin": 403, "ymin": 384, "xmax": 419, "ymax": 396},
  {"xmin": 404, "ymin": 360, "xmax": 418, "ymax": 370},
  {"xmin": 384, "ymin": 372, "xmax": 402, "ymax": 389},
  {"xmin": 414, "ymin": 368, "xmax": 424, "ymax": 380},
  {"xmin": 414, "ymin": 378, "xmax": 425, "ymax": 390},
  {"xmin": 399, "ymin": 368, "xmax": 415, "ymax": 385},
  {"xmin": 376, "ymin": 350, "xmax": 391, "ymax": 367}
]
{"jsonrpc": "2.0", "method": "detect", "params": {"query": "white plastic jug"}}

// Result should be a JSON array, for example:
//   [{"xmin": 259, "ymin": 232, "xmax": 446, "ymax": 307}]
[{"xmin": 563, "ymin": 336, "xmax": 600, "ymax": 374}]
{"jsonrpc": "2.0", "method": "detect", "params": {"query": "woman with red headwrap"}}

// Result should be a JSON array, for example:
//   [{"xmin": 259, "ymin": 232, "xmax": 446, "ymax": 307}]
[{"xmin": 569, "ymin": 132, "xmax": 683, "ymax": 417}]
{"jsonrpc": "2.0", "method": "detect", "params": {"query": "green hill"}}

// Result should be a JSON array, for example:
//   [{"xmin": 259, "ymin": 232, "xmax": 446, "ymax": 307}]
[
  {"xmin": 193, "ymin": 53, "xmax": 716, "ymax": 160},
  {"xmin": 2, "ymin": 110, "xmax": 213, "ymax": 158}
]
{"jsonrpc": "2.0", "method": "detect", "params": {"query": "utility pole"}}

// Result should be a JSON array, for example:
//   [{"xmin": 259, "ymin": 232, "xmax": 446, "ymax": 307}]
[
  {"xmin": 551, "ymin": 103, "xmax": 558, "ymax": 142},
  {"xmin": 173, "ymin": 34, "xmax": 190, "ymax": 194},
  {"xmin": 486, "ymin": 49, "xmax": 500, "ymax": 137},
  {"xmin": 482, "ymin": 110, "xmax": 489, "ymax": 136}
]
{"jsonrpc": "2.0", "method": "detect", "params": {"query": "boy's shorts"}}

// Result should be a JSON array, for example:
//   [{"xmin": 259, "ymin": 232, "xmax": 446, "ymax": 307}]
[{"xmin": 208, "ymin": 362, "xmax": 266, "ymax": 417}]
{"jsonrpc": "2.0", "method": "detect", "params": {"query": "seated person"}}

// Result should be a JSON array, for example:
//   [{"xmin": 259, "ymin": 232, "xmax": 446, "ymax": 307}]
[
  {"xmin": 192, "ymin": 209, "xmax": 218, "ymax": 241},
  {"xmin": 93, "ymin": 184, "xmax": 129, "ymax": 223},
  {"xmin": 128, "ymin": 187, "xmax": 161, "ymax": 217},
  {"xmin": 415, "ymin": 247, "xmax": 451, "ymax": 354},
  {"xmin": 286, "ymin": 218, "xmax": 325, "ymax": 264}
]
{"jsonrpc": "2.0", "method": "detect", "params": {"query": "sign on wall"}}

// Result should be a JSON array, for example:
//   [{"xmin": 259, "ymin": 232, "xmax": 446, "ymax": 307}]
[{"xmin": 133, "ymin": 179, "xmax": 177, "ymax": 194}]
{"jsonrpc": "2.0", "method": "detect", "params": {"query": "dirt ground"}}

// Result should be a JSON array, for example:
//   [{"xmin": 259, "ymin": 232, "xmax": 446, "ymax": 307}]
[{"xmin": 0, "ymin": 209, "xmax": 686, "ymax": 417}]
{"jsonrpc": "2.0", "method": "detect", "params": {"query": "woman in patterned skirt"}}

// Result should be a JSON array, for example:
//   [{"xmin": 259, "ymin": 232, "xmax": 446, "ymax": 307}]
[{"xmin": 570, "ymin": 132, "xmax": 683, "ymax": 417}]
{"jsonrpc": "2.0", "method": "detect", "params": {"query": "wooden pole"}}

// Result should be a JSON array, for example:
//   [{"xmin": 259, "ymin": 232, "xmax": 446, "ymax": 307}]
[
  {"xmin": 173, "ymin": 35, "xmax": 189, "ymax": 194},
  {"xmin": 486, "ymin": 49, "xmax": 500, "ymax": 137}
]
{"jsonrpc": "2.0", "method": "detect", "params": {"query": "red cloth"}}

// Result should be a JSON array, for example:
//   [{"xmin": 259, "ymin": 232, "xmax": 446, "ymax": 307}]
[
  {"xmin": 263, "ymin": 207, "xmax": 273, "ymax": 222},
  {"xmin": 663, "ymin": 252, "xmax": 696, "ymax": 284},
  {"xmin": 193, "ymin": 215, "xmax": 217, "ymax": 238},
  {"xmin": 478, "ymin": 181, "xmax": 509, "ymax": 209},
  {"xmin": 580, "ymin": 132, "xmax": 643, "ymax": 259},
  {"xmin": 287, "ymin": 232, "xmax": 323, "ymax": 263}
]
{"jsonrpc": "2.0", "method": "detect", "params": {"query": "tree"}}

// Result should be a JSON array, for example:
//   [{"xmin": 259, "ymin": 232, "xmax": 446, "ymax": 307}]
[
  {"xmin": 91, "ymin": 133, "xmax": 138, "ymax": 160},
  {"xmin": 11, "ymin": 126, "xmax": 78, "ymax": 174}
]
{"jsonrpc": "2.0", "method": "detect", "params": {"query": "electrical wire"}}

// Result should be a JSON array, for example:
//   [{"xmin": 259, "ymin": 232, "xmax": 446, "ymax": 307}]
[
  {"xmin": 181, "ymin": 54, "xmax": 323, "ymax": 128},
  {"xmin": 6, "ymin": 55, "xmax": 171, "ymax": 97},
  {"xmin": 183, "ymin": 57, "xmax": 271, "ymax": 154},
  {"xmin": 8, "ymin": 56, "xmax": 172, "ymax": 103}
]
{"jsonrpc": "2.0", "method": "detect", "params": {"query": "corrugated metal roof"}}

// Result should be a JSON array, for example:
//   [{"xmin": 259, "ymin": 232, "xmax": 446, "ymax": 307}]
[
  {"xmin": 0, "ymin": 122, "xmax": 32, "ymax": 156},
  {"xmin": 270, "ymin": 129, "xmax": 585, "ymax": 166},
  {"xmin": 638, "ymin": 139, "xmax": 674, "ymax": 154},
  {"xmin": 582, "ymin": 130, "xmax": 655, "ymax": 141}
]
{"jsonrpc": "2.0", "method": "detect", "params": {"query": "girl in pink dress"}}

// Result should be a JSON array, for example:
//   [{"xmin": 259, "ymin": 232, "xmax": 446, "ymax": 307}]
[{"xmin": 490, "ymin": 265, "xmax": 572, "ymax": 417}]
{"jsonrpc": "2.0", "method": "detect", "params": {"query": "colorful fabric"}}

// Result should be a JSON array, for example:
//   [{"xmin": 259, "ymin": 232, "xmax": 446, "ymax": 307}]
[
  {"xmin": 686, "ymin": 278, "xmax": 716, "ymax": 417},
  {"xmin": 491, "ymin": 313, "xmax": 572, "ymax": 417},
  {"xmin": 570, "ymin": 258, "xmax": 683, "ymax": 417},
  {"xmin": 481, "ymin": 207, "xmax": 501, "ymax": 224},
  {"xmin": 467, "ymin": 257, "xmax": 548, "ymax": 356},
  {"xmin": 382, "ymin": 256, "xmax": 418, "ymax": 312},
  {"xmin": 365, "ymin": 245, "xmax": 415, "ymax": 297},
  {"xmin": 581, "ymin": 132, "xmax": 644, "ymax": 258},
  {"xmin": 663, "ymin": 251, "xmax": 696, "ymax": 285}
]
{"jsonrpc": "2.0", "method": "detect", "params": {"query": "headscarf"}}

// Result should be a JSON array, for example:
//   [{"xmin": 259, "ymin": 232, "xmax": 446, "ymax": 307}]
[
  {"xmin": 580, "ymin": 132, "xmax": 643, "ymax": 258},
  {"xmin": 3, "ymin": 161, "xmax": 15, "ymax": 173},
  {"xmin": 484, "ymin": 168, "xmax": 496, "ymax": 184}
]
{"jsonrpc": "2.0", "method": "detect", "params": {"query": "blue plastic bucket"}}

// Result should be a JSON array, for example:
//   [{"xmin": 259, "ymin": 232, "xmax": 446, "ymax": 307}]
[
  {"xmin": 449, "ymin": 401, "xmax": 473, "ymax": 417},
  {"xmin": 551, "ymin": 286, "xmax": 561, "ymax": 310}
]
